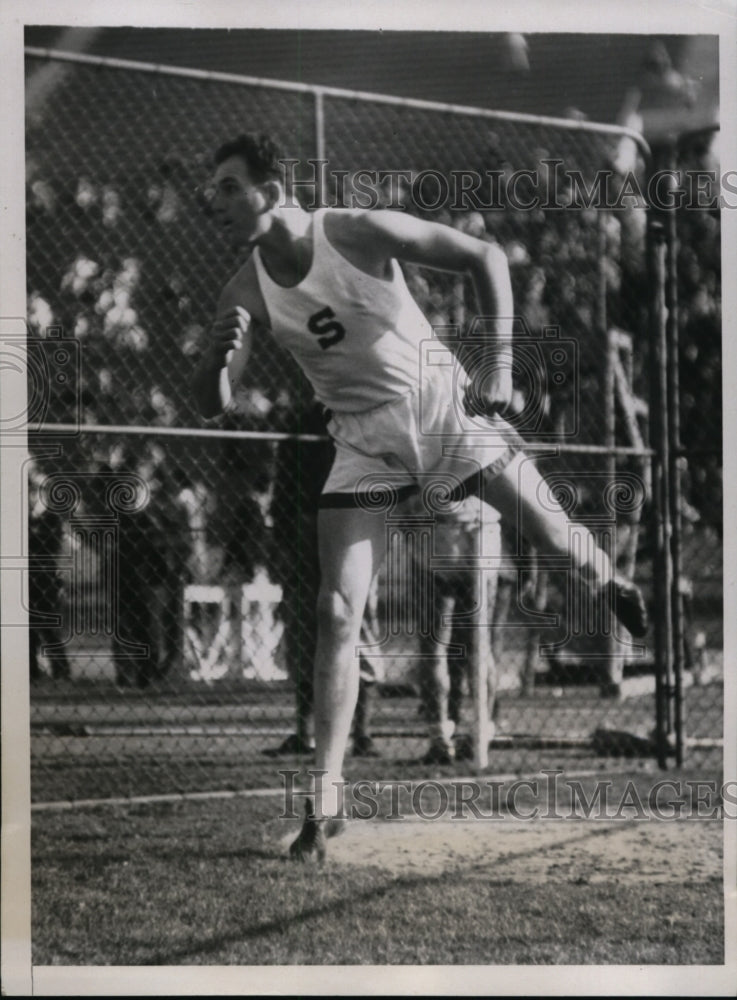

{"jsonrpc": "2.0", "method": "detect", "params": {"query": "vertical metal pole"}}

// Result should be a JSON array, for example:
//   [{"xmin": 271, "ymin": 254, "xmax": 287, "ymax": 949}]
[
  {"xmin": 600, "ymin": 211, "xmax": 620, "ymax": 689},
  {"xmin": 469, "ymin": 568, "xmax": 490, "ymax": 770},
  {"xmin": 663, "ymin": 151, "xmax": 685, "ymax": 765},
  {"xmin": 647, "ymin": 218, "xmax": 674, "ymax": 767},
  {"xmin": 314, "ymin": 89, "xmax": 326, "ymax": 207}
]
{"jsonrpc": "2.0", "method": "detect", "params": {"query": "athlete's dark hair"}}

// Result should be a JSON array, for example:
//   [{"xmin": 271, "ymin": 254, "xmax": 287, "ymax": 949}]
[{"xmin": 213, "ymin": 132, "xmax": 284, "ymax": 184}]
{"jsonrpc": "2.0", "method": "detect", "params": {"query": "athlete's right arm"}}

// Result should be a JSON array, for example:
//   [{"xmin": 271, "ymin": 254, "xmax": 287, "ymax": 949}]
[{"xmin": 191, "ymin": 288, "xmax": 254, "ymax": 418}]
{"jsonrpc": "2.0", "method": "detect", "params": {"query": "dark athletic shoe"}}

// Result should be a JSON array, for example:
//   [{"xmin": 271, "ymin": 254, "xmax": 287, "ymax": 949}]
[
  {"xmin": 453, "ymin": 733, "xmax": 475, "ymax": 761},
  {"xmin": 352, "ymin": 735, "xmax": 381, "ymax": 758},
  {"xmin": 262, "ymin": 733, "xmax": 316, "ymax": 757},
  {"xmin": 421, "ymin": 738, "xmax": 456, "ymax": 765},
  {"xmin": 289, "ymin": 800, "xmax": 347, "ymax": 863},
  {"xmin": 605, "ymin": 577, "xmax": 648, "ymax": 638}
]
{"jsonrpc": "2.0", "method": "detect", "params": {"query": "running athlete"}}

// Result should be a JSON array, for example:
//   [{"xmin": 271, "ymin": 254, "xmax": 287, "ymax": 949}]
[{"xmin": 192, "ymin": 133, "xmax": 648, "ymax": 862}]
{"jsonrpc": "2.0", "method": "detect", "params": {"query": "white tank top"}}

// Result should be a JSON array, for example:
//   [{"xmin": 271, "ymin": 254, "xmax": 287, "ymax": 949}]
[{"xmin": 253, "ymin": 209, "xmax": 435, "ymax": 412}]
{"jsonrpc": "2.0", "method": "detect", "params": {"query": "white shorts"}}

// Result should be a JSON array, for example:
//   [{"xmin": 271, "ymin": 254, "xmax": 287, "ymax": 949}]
[{"xmin": 320, "ymin": 365, "xmax": 524, "ymax": 509}]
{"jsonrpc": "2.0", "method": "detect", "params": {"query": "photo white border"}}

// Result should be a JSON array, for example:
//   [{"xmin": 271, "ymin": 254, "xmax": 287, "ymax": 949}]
[{"xmin": 2, "ymin": 0, "xmax": 735, "ymax": 995}]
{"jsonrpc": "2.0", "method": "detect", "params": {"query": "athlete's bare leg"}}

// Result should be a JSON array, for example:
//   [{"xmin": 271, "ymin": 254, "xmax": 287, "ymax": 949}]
[
  {"xmin": 478, "ymin": 451, "xmax": 647, "ymax": 636},
  {"xmin": 480, "ymin": 452, "xmax": 611, "ymax": 583},
  {"xmin": 311, "ymin": 504, "xmax": 388, "ymax": 818}
]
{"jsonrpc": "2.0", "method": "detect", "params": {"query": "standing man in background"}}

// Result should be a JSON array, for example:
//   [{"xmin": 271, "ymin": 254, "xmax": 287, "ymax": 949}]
[{"xmin": 412, "ymin": 493, "xmax": 503, "ymax": 765}]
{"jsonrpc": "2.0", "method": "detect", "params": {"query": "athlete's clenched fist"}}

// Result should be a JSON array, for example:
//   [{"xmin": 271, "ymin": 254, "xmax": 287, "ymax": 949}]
[{"xmin": 206, "ymin": 306, "xmax": 251, "ymax": 366}]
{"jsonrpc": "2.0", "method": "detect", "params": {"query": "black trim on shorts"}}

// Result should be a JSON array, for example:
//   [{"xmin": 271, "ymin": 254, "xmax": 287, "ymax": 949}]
[
  {"xmin": 451, "ymin": 443, "xmax": 526, "ymax": 502},
  {"xmin": 319, "ymin": 484, "xmax": 418, "ymax": 510},
  {"xmin": 319, "ymin": 418, "xmax": 525, "ymax": 510}
]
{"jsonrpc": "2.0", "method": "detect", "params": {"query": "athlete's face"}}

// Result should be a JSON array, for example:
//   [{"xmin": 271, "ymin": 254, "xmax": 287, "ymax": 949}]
[{"xmin": 210, "ymin": 155, "xmax": 272, "ymax": 249}]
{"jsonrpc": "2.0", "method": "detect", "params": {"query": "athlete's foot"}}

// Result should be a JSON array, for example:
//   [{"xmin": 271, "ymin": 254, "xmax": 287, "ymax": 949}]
[
  {"xmin": 604, "ymin": 577, "xmax": 648, "ymax": 638},
  {"xmin": 289, "ymin": 800, "xmax": 348, "ymax": 863}
]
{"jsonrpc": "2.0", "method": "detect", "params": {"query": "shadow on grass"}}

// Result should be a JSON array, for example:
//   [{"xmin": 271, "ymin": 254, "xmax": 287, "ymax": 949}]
[
  {"xmin": 141, "ymin": 819, "xmax": 647, "ymax": 964},
  {"xmin": 144, "ymin": 868, "xmax": 446, "ymax": 965}
]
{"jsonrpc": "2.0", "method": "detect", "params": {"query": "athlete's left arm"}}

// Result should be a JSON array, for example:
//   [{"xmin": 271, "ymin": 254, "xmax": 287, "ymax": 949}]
[{"xmin": 355, "ymin": 210, "xmax": 514, "ymax": 413}]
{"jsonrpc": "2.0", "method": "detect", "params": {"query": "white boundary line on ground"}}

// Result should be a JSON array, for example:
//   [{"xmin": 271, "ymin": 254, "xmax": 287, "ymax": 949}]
[{"xmin": 30, "ymin": 766, "xmax": 659, "ymax": 813}]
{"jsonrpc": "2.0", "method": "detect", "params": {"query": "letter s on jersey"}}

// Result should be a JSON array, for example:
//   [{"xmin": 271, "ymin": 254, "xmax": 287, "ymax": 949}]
[{"xmin": 307, "ymin": 306, "xmax": 346, "ymax": 350}]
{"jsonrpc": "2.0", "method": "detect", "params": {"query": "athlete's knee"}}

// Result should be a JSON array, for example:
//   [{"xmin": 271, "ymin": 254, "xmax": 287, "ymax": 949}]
[
  {"xmin": 542, "ymin": 520, "xmax": 601, "ymax": 562},
  {"xmin": 316, "ymin": 587, "xmax": 365, "ymax": 641}
]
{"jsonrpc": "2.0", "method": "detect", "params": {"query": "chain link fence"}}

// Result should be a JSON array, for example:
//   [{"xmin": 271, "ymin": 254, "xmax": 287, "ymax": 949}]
[
  {"xmin": 666, "ymin": 126, "xmax": 723, "ymax": 761},
  {"xmin": 23, "ymin": 49, "xmax": 722, "ymax": 802}
]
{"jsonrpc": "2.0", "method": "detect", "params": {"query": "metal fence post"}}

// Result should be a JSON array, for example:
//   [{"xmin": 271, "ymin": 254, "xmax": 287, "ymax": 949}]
[
  {"xmin": 599, "ymin": 210, "xmax": 620, "ymax": 691},
  {"xmin": 662, "ymin": 147, "xmax": 686, "ymax": 766},
  {"xmin": 314, "ymin": 88, "xmax": 326, "ymax": 206},
  {"xmin": 647, "ymin": 216, "xmax": 674, "ymax": 768}
]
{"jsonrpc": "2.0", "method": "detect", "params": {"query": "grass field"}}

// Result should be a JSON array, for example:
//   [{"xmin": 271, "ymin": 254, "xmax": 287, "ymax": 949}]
[
  {"xmin": 28, "ymin": 668, "xmax": 727, "ymax": 974},
  {"xmin": 31, "ymin": 766, "xmax": 725, "ymax": 968}
]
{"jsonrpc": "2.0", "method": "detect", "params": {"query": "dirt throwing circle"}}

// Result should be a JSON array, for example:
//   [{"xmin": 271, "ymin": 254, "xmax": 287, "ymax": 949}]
[{"xmin": 280, "ymin": 816, "xmax": 722, "ymax": 883}]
